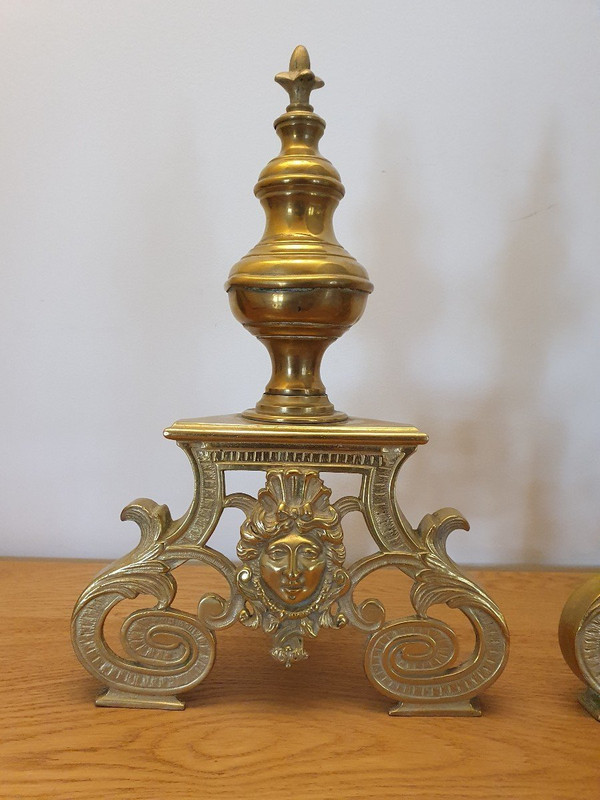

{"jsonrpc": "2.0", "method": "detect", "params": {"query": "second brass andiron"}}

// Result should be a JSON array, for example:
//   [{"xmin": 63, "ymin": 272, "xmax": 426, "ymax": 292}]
[
  {"xmin": 559, "ymin": 575, "xmax": 600, "ymax": 720},
  {"xmin": 71, "ymin": 46, "xmax": 509, "ymax": 715}
]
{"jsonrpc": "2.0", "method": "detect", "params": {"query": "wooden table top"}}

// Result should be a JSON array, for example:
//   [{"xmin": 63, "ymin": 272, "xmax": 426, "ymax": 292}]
[{"xmin": 0, "ymin": 558, "xmax": 598, "ymax": 799}]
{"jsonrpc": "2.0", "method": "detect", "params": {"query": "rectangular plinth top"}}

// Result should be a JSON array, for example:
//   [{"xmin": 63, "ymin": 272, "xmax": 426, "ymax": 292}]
[{"xmin": 163, "ymin": 414, "xmax": 428, "ymax": 447}]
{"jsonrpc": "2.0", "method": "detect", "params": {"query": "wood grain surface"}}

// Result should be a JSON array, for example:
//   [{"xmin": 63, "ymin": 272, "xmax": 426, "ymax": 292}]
[{"xmin": 0, "ymin": 558, "xmax": 598, "ymax": 799}]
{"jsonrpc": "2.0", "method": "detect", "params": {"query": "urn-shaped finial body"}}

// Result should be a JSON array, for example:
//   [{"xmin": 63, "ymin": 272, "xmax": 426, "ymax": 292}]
[{"xmin": 225, "ymin": 46, "xmax": 373, "ymax": 423}]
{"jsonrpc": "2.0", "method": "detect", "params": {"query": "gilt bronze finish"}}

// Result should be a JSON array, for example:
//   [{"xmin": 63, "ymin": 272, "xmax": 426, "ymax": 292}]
[
  {"xmin": 559, "ymin": 575, "xmax": 600, "ymax": 720},
  {"xmin": 72, "ymin": 46, "xmax": 509, "ymax": 715}
]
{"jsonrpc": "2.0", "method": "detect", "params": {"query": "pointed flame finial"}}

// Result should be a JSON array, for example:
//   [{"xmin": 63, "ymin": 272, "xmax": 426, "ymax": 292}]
[{"xmin": 275, "ymin": 45, "xmax": 324, "ymax": 111}]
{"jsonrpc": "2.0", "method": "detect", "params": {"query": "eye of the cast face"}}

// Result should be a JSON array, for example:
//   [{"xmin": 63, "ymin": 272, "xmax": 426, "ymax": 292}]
[
  {"xmin": 266, "ymin": 544, "xmax": 288, "ymax": 562},
  {"xmin": 298, "ymin": 543, "xmax": 321, "ymax": 562}
]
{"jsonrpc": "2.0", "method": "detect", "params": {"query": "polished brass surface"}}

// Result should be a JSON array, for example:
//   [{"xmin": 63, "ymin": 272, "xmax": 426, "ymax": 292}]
[
  {"xmin": 559, "ymin": 574, "xmax": 600, "ymax": 720},
  {"xmin": 71, "ymin": 46, "xmax": 509, "ymax": 715},
  {"xmin": 226, "ymin": 46, "xmax": 372, "ymax": 423}
]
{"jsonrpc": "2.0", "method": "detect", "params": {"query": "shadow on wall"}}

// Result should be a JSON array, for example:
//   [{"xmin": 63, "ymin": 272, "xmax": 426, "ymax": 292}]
[
  {"xmin": 102, "ymin": 116, "xmax": 575, "ymax": 568},
  {"xmin": 484, "ymin": 130, "xmax": 571, "ymax": 563},
  {"xmin": 342, "ymin": 122, "xmax": 571, "ymax": 565}
]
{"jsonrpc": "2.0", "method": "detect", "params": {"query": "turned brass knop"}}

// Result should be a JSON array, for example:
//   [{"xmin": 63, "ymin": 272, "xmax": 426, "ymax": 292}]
[{"xmin": 226, "ymin": 45, "xmax": 373, "ymax": 424}]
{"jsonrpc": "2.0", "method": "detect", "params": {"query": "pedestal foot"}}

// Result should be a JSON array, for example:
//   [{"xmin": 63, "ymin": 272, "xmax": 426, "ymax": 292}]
[
  {"xmin": 389, "ymin": 697, "xmax": 481, "ymax": 717},
  {"xmin": 578, "ymin": 688, "xmax": 600, "ymax": 721},
  {"xmin": 96, "ymin": 688, "xmax": 185, "ymax": 710},
  {"xmin": 347, "ymin": 508, "xmax": 508, "ymax": 717}
]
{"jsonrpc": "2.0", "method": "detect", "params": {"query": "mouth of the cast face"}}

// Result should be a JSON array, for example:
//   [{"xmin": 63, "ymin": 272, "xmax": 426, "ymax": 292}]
[{"xmin": 281, "ymin": 581, "xmax": 304, "ymax": 598}]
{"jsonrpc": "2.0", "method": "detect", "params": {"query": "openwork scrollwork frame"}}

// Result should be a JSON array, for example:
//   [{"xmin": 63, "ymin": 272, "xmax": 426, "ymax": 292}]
[{"xmin": 71, "ymin": 439, "xmax": 508, "ymax": 714}]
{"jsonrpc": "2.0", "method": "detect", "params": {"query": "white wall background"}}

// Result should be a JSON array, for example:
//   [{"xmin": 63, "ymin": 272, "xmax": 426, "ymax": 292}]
[{"xmin": 2, "ymin": 0, "xmax": 600, "ymax": 566}]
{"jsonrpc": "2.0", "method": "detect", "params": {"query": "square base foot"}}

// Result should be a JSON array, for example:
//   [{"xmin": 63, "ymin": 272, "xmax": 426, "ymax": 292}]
[
  {"xmin": 96, "ymin": 688, "xmax": 185, "ymax": 710},
  {"xmin": 389, "ymin": 697, "xmax": 481, "ymax": 717},
  {"xmin": 578, "ymin": 688, "xmax": 600, "ymax": 721}
]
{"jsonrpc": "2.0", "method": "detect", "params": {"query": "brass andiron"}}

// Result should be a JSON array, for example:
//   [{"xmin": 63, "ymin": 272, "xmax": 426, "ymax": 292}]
[
  {"xmin": 71, "ymin": 45, "xmax": 509, "ymax": 715},
  {"xmin": 559, "ymin": 576, "xmax": 600, "ymax": 720}
]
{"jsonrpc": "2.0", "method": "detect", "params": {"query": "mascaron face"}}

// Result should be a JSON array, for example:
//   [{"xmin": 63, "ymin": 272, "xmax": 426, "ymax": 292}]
[{"xmin": 259, "ymin": 530, "xmax": 326, "ymax": 605}]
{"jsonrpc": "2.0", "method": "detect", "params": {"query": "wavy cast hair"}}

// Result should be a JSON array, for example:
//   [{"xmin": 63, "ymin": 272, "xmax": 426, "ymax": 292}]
[{"xmin": 237, "ymin": 469, "xmax": 346, "ymax": 567}]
